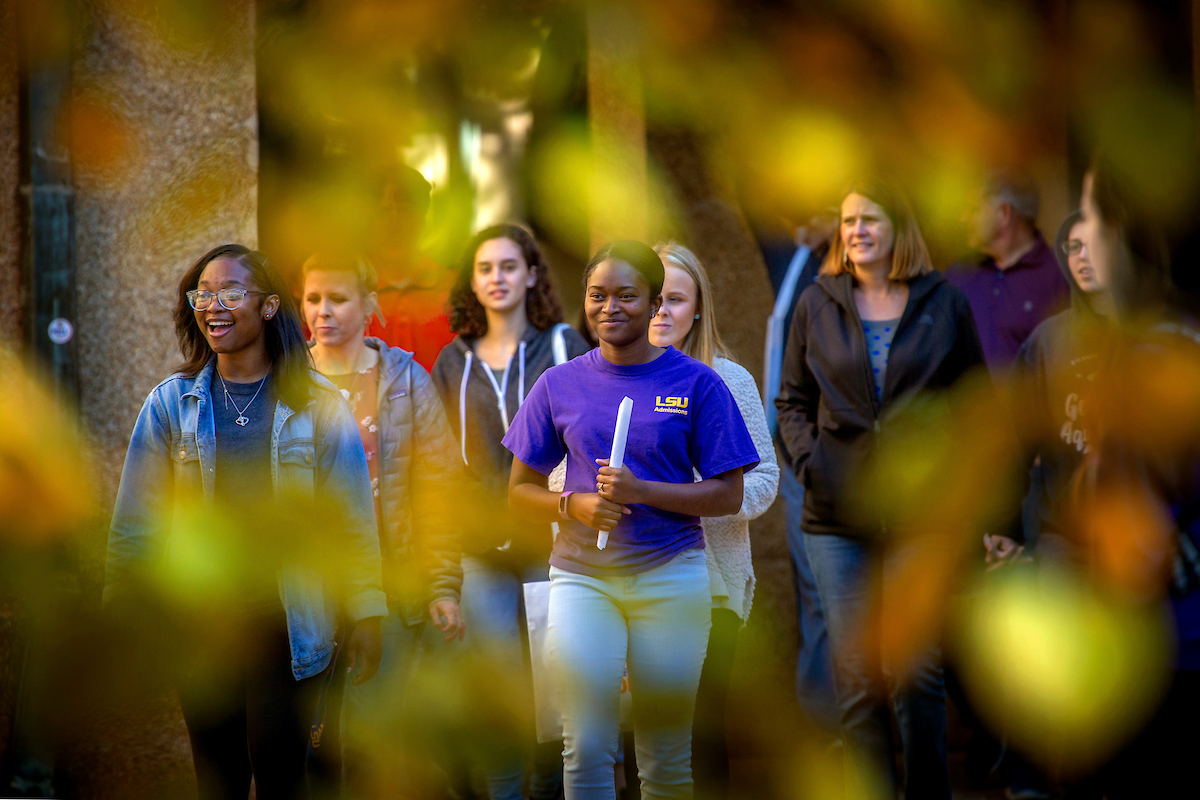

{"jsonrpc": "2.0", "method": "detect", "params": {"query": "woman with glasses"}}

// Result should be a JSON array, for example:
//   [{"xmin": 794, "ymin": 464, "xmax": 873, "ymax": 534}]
[
  {"xmin": 105, "ymin": 244, "xmax": 385, "ymax": 800},
  {"xmin": 1015, "ymin": 211, "xmax": 1113, "ymax": 547}
]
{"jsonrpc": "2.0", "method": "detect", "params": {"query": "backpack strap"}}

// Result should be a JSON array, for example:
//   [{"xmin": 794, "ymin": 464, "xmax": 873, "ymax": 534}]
[{"xmin": 552, "ymin": 322, "xmax": 572, "ymax": 366}]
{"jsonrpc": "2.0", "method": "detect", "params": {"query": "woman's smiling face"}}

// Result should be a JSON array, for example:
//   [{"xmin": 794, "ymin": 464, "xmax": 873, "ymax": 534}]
[
  {"xmin": 585, "ymin": 259, "xmax": 661, "ymax": 347},
  {"xmin": 840, "ymin": 192, "xmax": 896, "ymax": 270},
  {"xmin": 470, "ymin": 236, "xmax": 537, "ymax": 315},
  {"xmin": 649, "ymin": 265, "xmax": 698, "ymax": 349},
  {"xmin": 194, "ymin": 258, "xmax": 277, "ymax": 357}
]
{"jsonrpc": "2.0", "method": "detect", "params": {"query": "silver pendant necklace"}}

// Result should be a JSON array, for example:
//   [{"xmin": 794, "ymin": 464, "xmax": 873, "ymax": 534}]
[{"xmin": 218, "ymin": 371, "xmax": 269, "ymax": 426}]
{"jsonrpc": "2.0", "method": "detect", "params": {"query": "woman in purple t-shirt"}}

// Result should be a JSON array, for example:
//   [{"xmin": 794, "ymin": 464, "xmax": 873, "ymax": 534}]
[{"xmin": 504, "ymin": 240, "xmax": 760, "ymax": 799}]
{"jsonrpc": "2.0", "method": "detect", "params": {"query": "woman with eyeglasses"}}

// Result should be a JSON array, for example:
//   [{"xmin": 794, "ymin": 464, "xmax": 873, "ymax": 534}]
[
  {"xmin": 105, "ymin": 244, "xmax": 385, "ymax": 800},
  {"xmin": 1014, "ymin": 211, "xmax": 1113, "ymax": 546}
]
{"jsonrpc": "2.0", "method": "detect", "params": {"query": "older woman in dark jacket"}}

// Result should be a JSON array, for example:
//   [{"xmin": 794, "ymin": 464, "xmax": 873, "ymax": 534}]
[{"xmin": 776, "ymin": 179, "xmax": 987, "ymax": 800}]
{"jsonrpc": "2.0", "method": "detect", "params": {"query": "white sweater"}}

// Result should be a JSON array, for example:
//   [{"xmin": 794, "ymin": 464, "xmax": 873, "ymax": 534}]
[{"xmin": 701, "ymin": 357, "xmax": 779, "ymax": 622}]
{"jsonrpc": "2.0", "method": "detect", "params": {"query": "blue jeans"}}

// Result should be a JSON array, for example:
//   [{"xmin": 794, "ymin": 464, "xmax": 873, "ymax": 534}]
[
  {"xmin": 780, "ymin": 466, "xmax": 839, "ymax": 731},
  {"xmin": 549, "ymin": 549, "xmax": 711, "ymax": 800},
  {"xmin": 804, "ymin": 534, "xmax": 950, "ymax": 800},
  {"xmin": 461, "ymin": 554, "xmax": 563, "ymax": 800},
  {"xmin": 342, "ymin": 602, "xmax": 425, "ymax": 796}
]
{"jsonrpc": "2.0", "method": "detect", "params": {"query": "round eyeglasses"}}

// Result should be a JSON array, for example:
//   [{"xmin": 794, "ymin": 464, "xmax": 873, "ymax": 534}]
[{"xmin": 187, "ymin": 288, "xmax": 269, "ymax": 311}]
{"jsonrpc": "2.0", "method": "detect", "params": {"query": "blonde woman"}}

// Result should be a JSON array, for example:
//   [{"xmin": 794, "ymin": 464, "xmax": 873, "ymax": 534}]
[{"xmin": 649, "ymin": 242, "xmax": 779, "ymax": 800}]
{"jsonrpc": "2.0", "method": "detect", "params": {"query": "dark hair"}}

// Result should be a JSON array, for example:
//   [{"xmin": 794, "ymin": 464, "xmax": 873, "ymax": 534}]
[
  {"xmin": 1054, "ymin": 210, "xmax": 1083, "ymax": 273},
  {"xmin": 1088, "ymin": 154, "xmax": 1173, "ymax": 315},
  {"xmin": 583, "ymin": 240, "xmax": 665, "ymax": 297},
  {"xmin": 174, "ymin": 244, "xmax": 315, "ymax": 411},
  {"xmin": 383, "ymin": 163, "xmax": 432, "ymax": 214},
  {"xmin": 448, "ymin": 225, "xmax": 564, "ymax": 339}
]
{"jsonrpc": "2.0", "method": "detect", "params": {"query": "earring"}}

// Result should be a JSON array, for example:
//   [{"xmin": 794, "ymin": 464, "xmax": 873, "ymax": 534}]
[{"xmin": 694, "ymin": 314, "xmax": 700, "ymax": 320}]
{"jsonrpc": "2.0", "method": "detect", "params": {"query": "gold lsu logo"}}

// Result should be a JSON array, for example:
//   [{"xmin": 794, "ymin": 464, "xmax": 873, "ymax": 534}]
[{"xmin": 654, "ymin": 395, "xmax": 689, "ymax": 415}]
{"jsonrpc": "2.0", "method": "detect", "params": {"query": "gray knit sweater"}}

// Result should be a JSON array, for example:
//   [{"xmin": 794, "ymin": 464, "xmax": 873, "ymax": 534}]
[{"xmin": 701, "ymin": 357, "xmax": 780, "ymax": 622}]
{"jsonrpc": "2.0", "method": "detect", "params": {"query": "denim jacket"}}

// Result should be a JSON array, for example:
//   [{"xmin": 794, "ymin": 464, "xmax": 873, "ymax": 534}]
[{"xmin": 105, "ymin": 361, "xmax": 388, "ymax": 680}]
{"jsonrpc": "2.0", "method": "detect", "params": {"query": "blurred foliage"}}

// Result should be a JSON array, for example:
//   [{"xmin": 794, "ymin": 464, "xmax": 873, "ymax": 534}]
[
  {"xmin": 26, "ymin": 0, "xmax": 1195, "ymax": 273},
  {"xmin": 957, "ymin": 568, "xmax": 1172, "ymax": 771},
  {"xmin": 0, "ymin": 350, "xmax": 95, "ymax": 549},
  {"xmin": 12, "ymin": 0, "xmax": 1200, "ymax": 796}
]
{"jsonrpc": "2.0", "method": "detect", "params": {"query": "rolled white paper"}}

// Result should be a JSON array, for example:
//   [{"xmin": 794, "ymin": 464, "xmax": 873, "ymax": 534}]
[{"xmin": 597, "ymin": 396, "xmax": 633, "ymax": 550}]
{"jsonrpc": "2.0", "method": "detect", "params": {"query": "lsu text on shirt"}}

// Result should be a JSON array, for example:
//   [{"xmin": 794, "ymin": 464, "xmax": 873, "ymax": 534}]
[{"xmin": 502, "ymin": 347, "xmax": 760, "ymax": 577}]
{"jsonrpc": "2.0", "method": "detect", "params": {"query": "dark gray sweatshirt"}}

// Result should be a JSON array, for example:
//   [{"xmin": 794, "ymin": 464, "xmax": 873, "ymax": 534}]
[{"xmin": 431, "ymin": 322, "xmax": 591, "ymax": 556}]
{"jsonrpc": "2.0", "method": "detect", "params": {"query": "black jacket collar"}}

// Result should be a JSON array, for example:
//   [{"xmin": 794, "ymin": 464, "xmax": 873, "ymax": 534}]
[{"xmin": 815, "ymin": 269, "xmax": 946, "ymax": 314}]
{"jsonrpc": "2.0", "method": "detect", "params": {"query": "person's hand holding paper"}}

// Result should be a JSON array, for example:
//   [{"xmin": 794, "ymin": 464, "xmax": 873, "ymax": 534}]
[{"xmin": 594, "ymin": 397, "xmax": 634, "ymax": 549}]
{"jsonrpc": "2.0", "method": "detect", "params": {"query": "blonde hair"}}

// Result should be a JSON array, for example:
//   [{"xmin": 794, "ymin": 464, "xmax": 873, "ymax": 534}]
[
  {"xmin": 301, "ymin": 251, "xmax": 381, "ymax": 325},
  {"xmin": 652, "ymin": 242, "xmax": 732, "ymax": 366},
  {"xmin": 821, "ymin": 178, "xmax": 934, "ymax": 281}
]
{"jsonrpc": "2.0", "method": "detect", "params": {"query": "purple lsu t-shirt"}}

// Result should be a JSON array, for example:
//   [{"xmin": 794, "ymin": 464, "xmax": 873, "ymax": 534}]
[{"xmin": 501, "ymin": 346, "xmax": 760, "ymax": 577}]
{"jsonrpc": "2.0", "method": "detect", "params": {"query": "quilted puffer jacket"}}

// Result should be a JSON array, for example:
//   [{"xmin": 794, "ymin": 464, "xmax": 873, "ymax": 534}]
[{"xmin": 367, "ymin": 337, "xmax": 464, "ymax": 624}]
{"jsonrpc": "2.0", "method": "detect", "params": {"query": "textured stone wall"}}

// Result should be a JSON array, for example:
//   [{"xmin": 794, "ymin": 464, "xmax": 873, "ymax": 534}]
[
  {"xmin": 0, "ymin": 0, "xmax": 22, "ymax": 348},
  {"xmin": 54, "ymin": 2, "xmax": 258, "ymax": 797},
  {"xmin": 0, "ymin": 0, "xmax": 22, "ymax": 765}
]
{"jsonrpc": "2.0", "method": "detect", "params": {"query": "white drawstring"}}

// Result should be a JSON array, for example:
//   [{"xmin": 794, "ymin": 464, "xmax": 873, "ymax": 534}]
[
  {"xmin": 459, "ymin": 340, "xmax": 529, "ymax": 466},
  {"xmin": 480, "ymin": 360, "xmax": 512, "ymax": 431},
  {"xmin": 459, "ymin": 351, "xmax": 472, "ymax": 466},
  {"xmin": 517, "ymin": 340, "xmax": 527, "ymax": 404}
]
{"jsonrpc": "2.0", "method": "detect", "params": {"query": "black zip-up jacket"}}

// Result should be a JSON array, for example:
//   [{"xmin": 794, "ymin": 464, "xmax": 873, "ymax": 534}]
[{"xmin": 775, "ymin": 270, "xmax": 988, "ymax": 537}]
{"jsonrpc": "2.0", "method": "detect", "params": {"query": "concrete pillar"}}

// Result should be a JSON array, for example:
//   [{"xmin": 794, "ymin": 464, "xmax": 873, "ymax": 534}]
[
  {"xmin": 0, "ymin": 0, "xmax": 21, "ymax": 348},
  {"xmin": 51, "ymin": 2, "xmax": 257, "ymax": 796},
  {"xmin": 587, "ymin": 2, "xmax": 648, "ymax": 249}
]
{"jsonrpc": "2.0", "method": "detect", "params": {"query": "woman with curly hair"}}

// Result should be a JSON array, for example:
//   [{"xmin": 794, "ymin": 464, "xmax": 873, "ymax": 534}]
[{"xmin": 431, "ymin": 224, "xmax": 590, "ymax": 800}]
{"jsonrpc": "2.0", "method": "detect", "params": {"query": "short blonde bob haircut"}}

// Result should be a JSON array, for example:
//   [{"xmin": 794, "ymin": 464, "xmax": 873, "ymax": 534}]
[
  {"xmin": 652, "ymin": 241, "xmax": 732, "ymax": 367},
  {"xmin": 821, "ymin": 177, "xmax": 934, "ymax": 281}
]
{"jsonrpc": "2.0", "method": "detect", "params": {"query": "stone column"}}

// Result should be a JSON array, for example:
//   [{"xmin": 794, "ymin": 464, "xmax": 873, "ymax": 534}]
[
  {"xmin": 53, "ymin": 2, "xmax": 258, "ymax": 796},
  {"xmin": 587, "ymin": 2, "xmax": 648, "ymax": 249},
  {"xmin": 0, "ymin": 0, "xmax": 21, "ymax": 347}
]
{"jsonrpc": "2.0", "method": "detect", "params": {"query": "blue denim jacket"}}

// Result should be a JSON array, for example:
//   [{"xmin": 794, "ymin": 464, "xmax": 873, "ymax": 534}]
[{"xmin": 105, "ymin": 361, "xmax": 388, "ymax": 680}]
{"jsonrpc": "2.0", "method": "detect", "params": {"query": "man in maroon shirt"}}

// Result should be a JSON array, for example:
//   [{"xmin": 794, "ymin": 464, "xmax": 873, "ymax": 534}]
[
  {"xmin": 946, "ymin": 171, "xmax": 1068, "ymax": 798},
  {"xmin": 946, "ymin": 171, "xmax": 1071, "ymax": 372}
]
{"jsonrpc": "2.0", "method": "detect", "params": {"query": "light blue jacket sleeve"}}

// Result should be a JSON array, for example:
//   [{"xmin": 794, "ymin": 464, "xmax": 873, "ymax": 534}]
[{"xmin": 105, "ymin": 388, "xmax": 174, "ymax": 604}]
